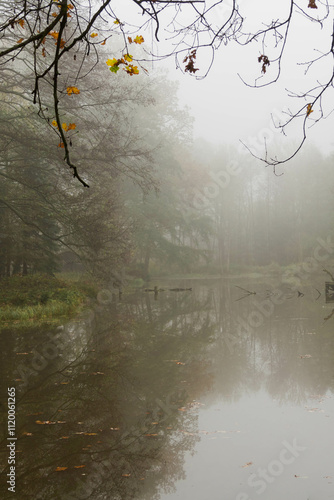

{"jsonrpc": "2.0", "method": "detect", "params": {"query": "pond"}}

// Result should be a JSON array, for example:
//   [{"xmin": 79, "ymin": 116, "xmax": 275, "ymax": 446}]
[{"xmin": 1, "ymin": 276, "xmax": 334, "ymax": 499}]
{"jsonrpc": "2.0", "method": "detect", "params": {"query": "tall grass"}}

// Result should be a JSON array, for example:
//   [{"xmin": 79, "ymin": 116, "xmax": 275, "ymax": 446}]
[{"xmin": 0, "ymin": 273, "xmax": 96, "ymax": 328}]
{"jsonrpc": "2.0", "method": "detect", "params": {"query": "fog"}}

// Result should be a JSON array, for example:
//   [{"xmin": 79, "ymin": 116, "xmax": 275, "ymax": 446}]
[{"xmin": 1, "ymin": 2, "xmax": 334, "ymax": 500}]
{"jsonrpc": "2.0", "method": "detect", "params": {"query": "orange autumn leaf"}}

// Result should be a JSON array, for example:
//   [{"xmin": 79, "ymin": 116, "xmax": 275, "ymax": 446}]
[
  {"xmin": 122, "ymin": 473, "xmax": 131, "ymax": 477},
  {"xmin": 35, "ymin": 420, "xmax": 57, "ymax": 424},
  {"xmin": 55, "ymin": 467, "xmax": 68, "ymax": 472},
  {"xmin": 83, "ymin": 432, "xmax": 98, "ymax": 436},
  {"xmin": 67, "ymin": 123, "xmax": 76, "ymax": 131},
  {"xmin": 306, "ymin": 103, "xmax": 313, "ymax": 116},
  {"xmin": 74, "ymin": 465, "xmax": 86, "ymax": 469},
  {"xmin": 90, "ymin": 32, "xmax": 98, "ymax": 38},
  {"xmin": 16, "ymin": 38, "xmax": 24, "ymax": 44},
  {"xmin": 18, "ymin": 19, "xmax": 25, "ymax": 28},
  {"xmin": 134, "ymin": 35, "xmax": 144, "ymax": 44},
  {"xmin": 101, "ymin": 39, "xmax": 106, "ymax": 45},
  {"xmin": 66, "ymin": 86, "xmax": 80, "ymax": 95},
  {"xmin": 128, "ymin": 36, "xmax": 133, "ymax": 44},
  {"xmin": 58, "ymin": 142, "xmax": 64, "ymax": 148}
]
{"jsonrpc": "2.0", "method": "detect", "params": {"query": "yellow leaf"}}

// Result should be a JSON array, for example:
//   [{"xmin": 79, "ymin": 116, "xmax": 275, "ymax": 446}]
[
  {"xmin": 83, "ymin": 432, "xmax": 98, "ymax": 436},
  {"xmin": 134, "ymin": 35, "xmax": 144, "ymax": 44},
  {"xmin": 51, "ymin": 12, "xmax": 57, "ymax": 17},
  {"xmin": 90, "ymin": 33, "xmax": 98, "ymax": 38},
  {"xmin": 124, "ymin": 53, "xmax": 133, "ymax": 62},
  {"xmin": 55, "ymin": 467, "xmax": 68, "ymax": 471},
  {"xmin": 51, "ymin": 120, "xmax": 58, "ymax": 128},
  {"xmin": 106, "ymin": 58, "xmax": 118, "ymax": 67},
  {"xmin": 67, "ymin": 123, "xmax": 76, "ymax": 131},
  {"xmin": 66, "ymin": 86, "xmax": 80, "ymax": 95},
  {"xmin": 49, "ymin": 31, "xmax": 59, "ymax": 40},
  {"xmin": 306, "ymin": 103, "xmax": 313, "ymax": 116},
  {"xmin": 74, "ymin": 465, "xmax": 86, "ymax": 469},
  {"xmin": 62, "ymin": 123, "xmax": 68, "ymax": 131},
  {"xmin": 114, "ymin": 19, "xmax": 120, "ymax": 25}
]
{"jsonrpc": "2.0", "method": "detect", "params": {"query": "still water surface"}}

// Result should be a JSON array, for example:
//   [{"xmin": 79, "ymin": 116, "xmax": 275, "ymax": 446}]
[{"xmin": 1, "ymin": 277, "xmax": 334, "ymax": 499}]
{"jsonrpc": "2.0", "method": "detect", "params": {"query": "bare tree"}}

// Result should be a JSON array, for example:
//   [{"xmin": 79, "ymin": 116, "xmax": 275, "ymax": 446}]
[{"xmin": 1, "ymin": 0, "xmax": 333, "ymax": 182}]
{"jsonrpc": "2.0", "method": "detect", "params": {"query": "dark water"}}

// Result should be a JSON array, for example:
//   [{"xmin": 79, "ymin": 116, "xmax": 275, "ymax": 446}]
[{"xmin": 1, "ymin": 277, "xmax": 334, "ymax": 500}]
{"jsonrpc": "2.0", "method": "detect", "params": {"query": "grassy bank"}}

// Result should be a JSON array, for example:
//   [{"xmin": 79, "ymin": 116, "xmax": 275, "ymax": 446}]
[{"xmin": 0, "ymin": 274, "xmax": 98, "ymax": 327}]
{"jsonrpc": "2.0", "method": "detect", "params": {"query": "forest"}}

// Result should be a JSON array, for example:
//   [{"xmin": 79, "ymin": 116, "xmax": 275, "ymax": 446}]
[
  {"xmin": 1, "ymin": 58, "xmax": 334, "ymax": 283},
  {"xmin": 1, "ymin": 0, "xmax": 334, "ymax": 288},
  {"xmin": 2, "ymin": 3, "xmax": 334, "ymax": 500}
]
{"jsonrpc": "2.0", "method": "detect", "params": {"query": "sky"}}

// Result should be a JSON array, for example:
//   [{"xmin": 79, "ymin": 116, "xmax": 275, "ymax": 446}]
[{"xmin": 117, "ymin": 0, "xmax": 334, "ymax": 159}]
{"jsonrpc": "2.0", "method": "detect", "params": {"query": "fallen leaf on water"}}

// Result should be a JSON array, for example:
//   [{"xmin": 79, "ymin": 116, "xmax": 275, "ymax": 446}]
[
  {"xmin": 242, "ymin": 462, "xmax": 253, "ymax": 468},
  {"xmin": 55, "ymin": 467, "xmax": 68, "ymax": 471},
  {"xmin": 35, "ymin": 420, "xmax": 56, "ymax": 425},
  {"xmin": 22, "ymin": 432, "xmax": 33, "ymax": 436},
  {"xmin": 300, "ymin": 354, "xmax": 312, "ymax": 358},
  {"xmin": 74, "ymin": 465, "xmax": 86, "ymax": 469},
  {"xmin": 122, "ymin": 473, "xmax": 131, "ymax": 477}
]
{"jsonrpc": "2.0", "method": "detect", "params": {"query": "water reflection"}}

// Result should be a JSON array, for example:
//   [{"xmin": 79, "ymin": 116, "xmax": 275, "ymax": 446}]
[{"xmin": 0, "ymin": 278, "xmax": 333, "ymax": 499}]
